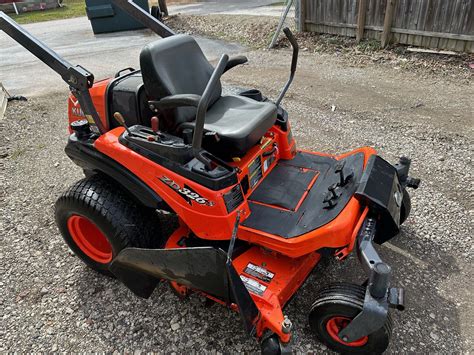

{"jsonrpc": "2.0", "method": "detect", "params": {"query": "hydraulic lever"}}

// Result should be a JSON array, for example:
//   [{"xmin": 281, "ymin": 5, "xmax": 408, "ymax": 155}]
[{"xmin": 113, "ymin": 112, "xmax": 133, "ymax": 136}]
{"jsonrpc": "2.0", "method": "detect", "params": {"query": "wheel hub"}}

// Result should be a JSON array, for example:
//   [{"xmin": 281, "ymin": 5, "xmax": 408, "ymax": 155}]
[
  {"xmin": 67, "ymin": 215, "xmax": 112, "ymax": 263},
  {"xmin": 326, "ymin": 316, "xmax": 368, "ymax": 347}
]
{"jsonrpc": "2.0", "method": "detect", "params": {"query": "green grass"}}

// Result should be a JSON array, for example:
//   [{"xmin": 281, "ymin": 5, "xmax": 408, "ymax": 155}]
[
  {"xmin": 11, "ymin": 1, "xmax": 86, "ymax": 24},
  {"xmin": 357, "ymin": 39, "xmax": 382, "ymax": 52}
]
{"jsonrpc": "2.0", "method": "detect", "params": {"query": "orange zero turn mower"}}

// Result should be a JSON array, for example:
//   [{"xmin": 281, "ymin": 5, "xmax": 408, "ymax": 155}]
[{"xmin": 1, "ymin": 2, "xmax": 420, "ymax": 353}]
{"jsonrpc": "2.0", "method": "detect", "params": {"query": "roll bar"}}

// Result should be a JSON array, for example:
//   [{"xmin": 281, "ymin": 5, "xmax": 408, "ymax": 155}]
[{"xmin": 275, "ymin": 28, "xmax": 299, "ymax": 107}]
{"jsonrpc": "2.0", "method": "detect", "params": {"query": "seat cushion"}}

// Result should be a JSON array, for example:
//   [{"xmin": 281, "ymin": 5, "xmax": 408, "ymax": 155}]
[
  {"xmin": 139, "ymin": 35, "xmax": 222, "ymax": 130},
  {"xmin": 181, "ymin": 95, "xmax": 277, "ymax": 157}
]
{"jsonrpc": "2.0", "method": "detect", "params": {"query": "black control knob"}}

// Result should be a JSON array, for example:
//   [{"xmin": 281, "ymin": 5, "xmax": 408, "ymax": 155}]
[
  {"xmin": 182, "ymin": 128, "xmax": 193, "ymax": 145},
  {"xmin": 70, "ymin": 119, "xmax": 91, "ymax": 139}
]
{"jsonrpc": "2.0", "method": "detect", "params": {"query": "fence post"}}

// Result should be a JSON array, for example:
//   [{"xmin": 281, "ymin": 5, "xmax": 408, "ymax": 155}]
[
  {"xmin": 381, "ymin": 0, "xmax": 397, "ymax": 48},
  {"xmin": 356, "ymin": 0, "xmax": 367, "ymax": 43},
  {"xmin": 299, "ymin": 0, "xmax": 307, "ymax": 32}
]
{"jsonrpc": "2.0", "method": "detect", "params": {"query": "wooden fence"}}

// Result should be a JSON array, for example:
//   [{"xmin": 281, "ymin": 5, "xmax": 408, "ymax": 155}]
[{"xmin": 298, "ymin": 0, "xmax": 474, "ymax": 53}]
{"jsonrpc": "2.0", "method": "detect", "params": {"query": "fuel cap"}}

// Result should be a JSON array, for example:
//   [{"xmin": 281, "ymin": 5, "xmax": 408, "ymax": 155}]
[{"xmin": 70, "ymin": 119, "xmax": 91, "ymax": 139}]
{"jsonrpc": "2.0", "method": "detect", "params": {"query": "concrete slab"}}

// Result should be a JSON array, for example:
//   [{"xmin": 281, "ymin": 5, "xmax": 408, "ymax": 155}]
[
  {"xmin": 168, "ymin": 0, "xmax": 293, "ymax": 17},
  {"xmin": 0, "ymin": 16, "xmax": 244, "ymax": 97}
]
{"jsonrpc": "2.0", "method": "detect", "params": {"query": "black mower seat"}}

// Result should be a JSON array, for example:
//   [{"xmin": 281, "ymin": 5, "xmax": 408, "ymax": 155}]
[
  {"xmin": 139, "ymin": 34, "xmax": 277, "ymax": 157},
  {"xmin": 180, "ymin": 95, "xmax": 276, "ymax": 156}
]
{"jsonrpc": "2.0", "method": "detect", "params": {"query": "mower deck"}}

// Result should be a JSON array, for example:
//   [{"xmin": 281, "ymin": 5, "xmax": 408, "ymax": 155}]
[{"xmin": 243, "ymin": 151, "xmax": 365, "ymax": 238}]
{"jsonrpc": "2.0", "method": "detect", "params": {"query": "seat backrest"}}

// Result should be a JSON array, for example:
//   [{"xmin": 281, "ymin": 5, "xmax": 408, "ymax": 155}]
[{"xmin": 139, "ymin": 34, "xmax": 222, "ymax": 130}]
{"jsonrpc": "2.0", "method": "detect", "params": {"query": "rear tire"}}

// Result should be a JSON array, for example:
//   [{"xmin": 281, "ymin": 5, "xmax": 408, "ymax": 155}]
[
  {"xmin": 55, "ymin": 175, "xmax": 164, "ymax": 276},
  {"xmin": 309, "ymin": 283, "xmax": 392, "ymax": 354}
]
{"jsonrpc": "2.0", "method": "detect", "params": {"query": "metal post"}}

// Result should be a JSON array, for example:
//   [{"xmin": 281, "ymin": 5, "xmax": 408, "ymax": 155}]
[
  {"xmin": 269, "ymin": 0, "xmax": 294, "ymax": 49},
  {"xmin": 12, "ymin": 2, "xmax": 19, "ymax": 15},
  {"xmin": 0, "ymin": 82, "xmax": 9, "ymax": 120}
]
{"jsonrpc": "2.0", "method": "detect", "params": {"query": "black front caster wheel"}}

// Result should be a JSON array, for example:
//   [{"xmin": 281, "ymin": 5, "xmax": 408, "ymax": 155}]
[
  {"xmin": 260, "ymin": 334, "xmax": 281, "ymax": 355},
  {"xmin": 309, "ymin": 283, "xmax": 392, "ymax": 354}
]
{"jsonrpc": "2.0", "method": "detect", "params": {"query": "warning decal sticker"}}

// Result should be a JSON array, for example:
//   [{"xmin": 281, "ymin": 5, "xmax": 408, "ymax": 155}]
[
  {"xmin": 240, "ymin": 275, "xmax": 267, "ymax": 296},
  {"xmin": 244, "ymin": 263, "xmax": 275, "ymax": 283}
]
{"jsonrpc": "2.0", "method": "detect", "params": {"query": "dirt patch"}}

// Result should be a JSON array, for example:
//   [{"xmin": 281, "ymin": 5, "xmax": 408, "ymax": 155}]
[
  {"xmin": 167, "ymin": 13, "xmax": 280, "ymax": 49},
  {"xmin": 166, "ymin": 14, "xmax": 473, "ymax": 83}
]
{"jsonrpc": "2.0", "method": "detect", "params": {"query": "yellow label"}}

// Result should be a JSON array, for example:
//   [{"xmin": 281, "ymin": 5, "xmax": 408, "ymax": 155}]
[{"xmin": 260, "ymin": 137, "xmax": 272, "ymax": 150}]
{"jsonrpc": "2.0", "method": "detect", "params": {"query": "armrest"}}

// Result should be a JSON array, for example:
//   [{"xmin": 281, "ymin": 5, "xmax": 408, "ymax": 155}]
[
  {"xmin": 149, "ymin": 94, "xmax": 201, "ymax": 110},
  {"xmin": 193, "ymin": 54, "xmax": 229, "ymax": 169},
  {"xmin": 223, "ymin": 55, "xmax": 248, "ymax": 73}
]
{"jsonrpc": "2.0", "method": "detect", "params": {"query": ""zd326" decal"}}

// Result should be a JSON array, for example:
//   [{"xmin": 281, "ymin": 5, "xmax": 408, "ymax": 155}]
[{"xmin": 159, "ymin": 176, "xmax": 213, "ymax": 206}]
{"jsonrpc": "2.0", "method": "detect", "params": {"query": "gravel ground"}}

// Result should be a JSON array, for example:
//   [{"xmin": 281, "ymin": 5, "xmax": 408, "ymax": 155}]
[{"xmin": 1, "ymin": 25, "xmax": 473, "ymax": 353}]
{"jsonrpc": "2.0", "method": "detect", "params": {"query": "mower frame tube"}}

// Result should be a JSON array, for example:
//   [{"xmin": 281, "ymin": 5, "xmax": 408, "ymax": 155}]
[
  {"xmin": 338, "ymin": 217, "xmax": 405, "ymax": 343},
  {"xmin": 275, "ymin": 28, "xmax": 298, "ymax": 107}
]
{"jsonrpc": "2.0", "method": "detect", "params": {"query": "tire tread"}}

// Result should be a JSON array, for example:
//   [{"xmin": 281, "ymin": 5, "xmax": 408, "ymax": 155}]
[
  {"xmin": 55, "ymin": 175, "xmax": 164, "ymax": 273},
  {"xmin": 309, "ymin": 282, "xmax": 392, "ymax": 354}
]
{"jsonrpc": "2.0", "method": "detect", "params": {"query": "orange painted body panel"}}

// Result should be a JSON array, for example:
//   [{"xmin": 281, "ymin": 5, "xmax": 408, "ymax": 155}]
[
  {"xmin": 165, "ymin": 219, "xmax": 321, "ymax": 342},
  {"xmin": 229, "ymin": 133, "xmax": 281, "ymax": 198},
  {"xmin": 233, "ymin": 247, "xmax": 321, "ymax": 341},
  {"xmin": 67, "ymin": 78, "xmax": 111, "ymax": 133},
  {"xmin": 93, "ymin": 125, "xmax": 377, "ymax": 257},
  {"xmin": 94, "ymin": 127, "xmax": 249, "ymax": 239},
  {"xmin": 269, "ymin": 123, "xmax": 296, "ymax": 160}
]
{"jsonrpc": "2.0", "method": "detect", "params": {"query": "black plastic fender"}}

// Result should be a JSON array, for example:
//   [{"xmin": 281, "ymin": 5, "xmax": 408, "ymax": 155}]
[
  {"xmin": 65, "ymin": 134, "xmax": 165, "ymax": 209},
  {"xmin": 109, "ymin": 246, "xmax": 260, "ymax": 336}
]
